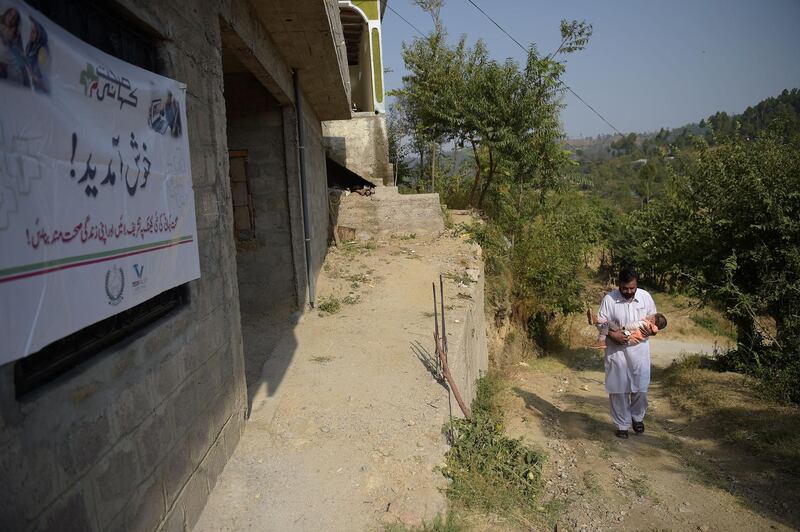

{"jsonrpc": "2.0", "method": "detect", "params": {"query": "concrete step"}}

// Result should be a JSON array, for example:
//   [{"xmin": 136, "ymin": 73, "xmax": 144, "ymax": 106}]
[{"xmin": 331, "ymin": 188, "xmax": 445, "ymax": 236}]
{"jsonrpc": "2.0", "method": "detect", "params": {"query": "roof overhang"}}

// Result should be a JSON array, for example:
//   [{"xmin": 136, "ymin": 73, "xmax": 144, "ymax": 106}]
[{"xmin": 250, "ymin": 0, "xmax": 352, "ymax": 121}]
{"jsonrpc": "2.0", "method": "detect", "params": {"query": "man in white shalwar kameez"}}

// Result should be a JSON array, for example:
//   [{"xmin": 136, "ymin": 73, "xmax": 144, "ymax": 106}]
[{"xmin": 597, "ymin": 268, "xmax": 657, "ymax": 438}]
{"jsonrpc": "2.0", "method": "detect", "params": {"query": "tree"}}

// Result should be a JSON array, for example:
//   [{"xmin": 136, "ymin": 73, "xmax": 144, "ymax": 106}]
[
  {"xmin": 614, "ymin": 133, "xmax": 800, "ymax": 380},
  {"xmin": 394, "ymin": 5, "xmax": 601, "ymax": 336},
  {"xmin": 392, "ymin": 6, "xmax": 591, "ymax": 208},
  {"xmin": 386, "ymin": 102, "xmax": 413, "ymax": 187}
]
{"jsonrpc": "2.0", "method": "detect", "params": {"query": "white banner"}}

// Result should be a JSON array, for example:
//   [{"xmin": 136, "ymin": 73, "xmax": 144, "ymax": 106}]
[{"xmin": 0, "ymin": 1, "xmax": 200, "ymax": 364}]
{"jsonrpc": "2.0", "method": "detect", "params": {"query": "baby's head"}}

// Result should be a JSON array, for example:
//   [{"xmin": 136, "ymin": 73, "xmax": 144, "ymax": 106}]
[{"xmin": 647, "ymin": 313, "xmax": 667, "ymax": 331}]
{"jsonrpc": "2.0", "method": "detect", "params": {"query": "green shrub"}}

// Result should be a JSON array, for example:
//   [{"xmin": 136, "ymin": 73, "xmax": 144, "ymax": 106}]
[
  {"xmin": 317, "ymin": 296, "xmax": 341, "ymax": 314},
  {"xmin": 442, "ymin": 375, "xmax": 545, "ymax": 522}
]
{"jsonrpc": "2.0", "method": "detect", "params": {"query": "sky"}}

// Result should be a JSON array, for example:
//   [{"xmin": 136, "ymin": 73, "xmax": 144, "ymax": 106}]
[{"xmin": 380, "ymin": 0, "xmax": 800, "ymax": 138}]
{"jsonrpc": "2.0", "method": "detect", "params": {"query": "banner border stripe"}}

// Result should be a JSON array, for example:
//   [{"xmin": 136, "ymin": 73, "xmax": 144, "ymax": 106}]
[{"xmin": 0, "ymin": 236, "xmax": 194, "ymax": 283}]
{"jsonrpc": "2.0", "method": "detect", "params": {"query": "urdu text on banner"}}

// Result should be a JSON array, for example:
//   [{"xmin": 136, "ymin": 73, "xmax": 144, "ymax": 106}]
[{"xmin": 0, "ymin": 0, "xmax": 200, "ymax": 364}]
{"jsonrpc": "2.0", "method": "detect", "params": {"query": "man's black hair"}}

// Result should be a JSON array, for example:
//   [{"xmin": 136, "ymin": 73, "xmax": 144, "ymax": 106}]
[{"xmin": 618, "ymin": 267, "xmax": 639, "ymax": 284}]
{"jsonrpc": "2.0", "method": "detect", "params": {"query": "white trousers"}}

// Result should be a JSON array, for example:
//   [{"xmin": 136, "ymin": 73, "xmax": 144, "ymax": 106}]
[{"xmin": 609, "ymin": 392, "xmax": 648, "ymax": 430}]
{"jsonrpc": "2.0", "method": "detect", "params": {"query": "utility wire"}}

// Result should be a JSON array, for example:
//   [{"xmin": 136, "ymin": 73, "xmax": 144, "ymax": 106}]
[
  {"xmin": 385, "ymin": 4, "xmax": 426, "ymax": 38},
  {"xmin": 565, "ymin": 87, "xmax": 622, "ymax": 135},
  {"xmin": 464, "ymin": 0, "xmax": 623, "ymax": 135},
  {"xmin": 464, "ymin": 0, "xmax": 528, "ymax": 53}
]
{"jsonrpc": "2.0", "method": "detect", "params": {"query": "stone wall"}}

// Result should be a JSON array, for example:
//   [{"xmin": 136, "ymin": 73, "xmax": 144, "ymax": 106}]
[
  {"xmin": 0, "ymin": 0, "xmax": 343, "ymax": 530},
  {"xmin": 323, "ymin": 113, "xmax": 392, "ymax": 185}
]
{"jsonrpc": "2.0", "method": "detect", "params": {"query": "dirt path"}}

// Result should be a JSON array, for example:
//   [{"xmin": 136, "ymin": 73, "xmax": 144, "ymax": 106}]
[
  {"xmin": 194, "ymin": 223, "xmax": 483, "ymax": 531},
  {"xmin": 499, "ymin": 315, "xmax": 797, "ymax": 531}
]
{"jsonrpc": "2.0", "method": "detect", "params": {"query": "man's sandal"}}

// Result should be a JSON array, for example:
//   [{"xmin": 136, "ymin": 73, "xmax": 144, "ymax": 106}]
[
  {"xmin": 632, "ymin": 420, "xmax": 645, "ymax": 434},
  {"xmin": 615, "ymin": 429, "xmax": 629, "ymax": 439}
]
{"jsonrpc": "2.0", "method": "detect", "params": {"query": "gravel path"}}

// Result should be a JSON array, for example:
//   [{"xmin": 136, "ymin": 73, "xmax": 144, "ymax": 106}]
[
  {"xmin": 496, "ymin": 316, "xmax": 794, "ymax": 531},
  {"xmin": 648, "ymin": 337, "xmax": 732, "ymax": 367}
]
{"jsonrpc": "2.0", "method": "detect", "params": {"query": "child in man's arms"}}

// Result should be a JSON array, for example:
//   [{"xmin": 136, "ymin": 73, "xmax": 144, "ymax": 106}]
[{"xmin": 587, "ymin": 310, "xmax": 667, "ymax": 349}]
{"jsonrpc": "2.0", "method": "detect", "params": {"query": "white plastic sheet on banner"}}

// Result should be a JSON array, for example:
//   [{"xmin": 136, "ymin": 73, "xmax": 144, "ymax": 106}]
[{"xmin": 0, "ymin": 0, "xmax": 200, "ymax": 364}]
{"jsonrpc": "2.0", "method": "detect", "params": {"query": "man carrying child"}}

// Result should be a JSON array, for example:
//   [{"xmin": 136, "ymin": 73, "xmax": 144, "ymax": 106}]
[{"xmin": 593, "ymin": 268, "xmax": 662, "ymax": 438}]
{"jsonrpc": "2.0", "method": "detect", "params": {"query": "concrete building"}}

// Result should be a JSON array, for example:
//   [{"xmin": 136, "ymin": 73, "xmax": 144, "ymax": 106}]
[
  {"xmin": 321, "ymin": 0, "xmax": 444, "ymax": 238},
  {"xmin": 1, "ymin": 1, "xmax": 351, "ymax": 530},
  {"xmin": 323, "ymin": 0, "xmax": 393, "ymax": 187}
]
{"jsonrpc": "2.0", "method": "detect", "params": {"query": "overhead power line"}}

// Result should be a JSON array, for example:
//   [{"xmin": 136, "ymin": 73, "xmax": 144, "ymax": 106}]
[
  {"xmin": 383, "ymin": 0, "xmax": 622, "ymax": 135},
  {"xmin": 464, "ymin": 0, "xmax": 623, "ymax": 135},
  {"xmin": 565, "ymin": 87, "xmax": 622, "ymax": 135},
  {"xmin": 385, "ymin": 4, "xmax": 426, "ymax": 38},
  {"xmin": 464, "ymin": 0, "xmax": 528, "ymax": 53}
]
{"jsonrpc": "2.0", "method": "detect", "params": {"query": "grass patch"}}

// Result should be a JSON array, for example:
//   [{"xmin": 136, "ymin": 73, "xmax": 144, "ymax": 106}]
[
  {"xmin": 689, "ymin": 310, "xmax": 736, "ymax": 340},
  {"xmin": 661, "ymin": 355, "xmax": 800, "ymax": 476},
  {"xmin": 340, "ymin": 240, "xmax": 377, "ymax": 256},
  {"xmin": 310, "ymin": 355, "xmax": 334, "ymax": 364},
  {"xmin": 383, "ymin": 511, "xmax": 465, "ymax": 532},
  {"xmin": 317, "ymin": 296, "xmax": 342, "ymax": 314},
  {"xmin": 442, "ymin": 374, "xmax": 546, "ymax": 527}
]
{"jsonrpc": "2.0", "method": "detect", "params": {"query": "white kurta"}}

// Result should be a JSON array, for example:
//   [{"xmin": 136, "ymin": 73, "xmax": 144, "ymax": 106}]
[{"xmin": 598, "ymin": 288, "xmax": 657, "ymax": 393}]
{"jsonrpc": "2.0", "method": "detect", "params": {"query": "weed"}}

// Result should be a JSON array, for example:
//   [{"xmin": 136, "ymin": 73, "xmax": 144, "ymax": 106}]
[
  {"xmin": 311, "ymin": 355, "xmax": 334, "ymax": 364},
  {"xmin": 442, "ymin": 375, "xmax": 546, "ymax": 526},
  {"xmin": 598, "ymin": 441, "xmax": 613, "ymax": 460},
  {"xmin": 342, "ymin": 294, "xmax": 361, "ymax": 305},
  {"xmin": 628, "ymin": 475, "xmax": 651, "ymax": 498},
  {"xmin": 346, "ymin": 273, "xmax": 370, "ymax": 284},
  {"xmin": 317, "ymin": 296, "xmax": 342, "ymax": 314},
  {"xmin": 582, "ymin": 470, "xmax": 602, "ymax": 495},
  {"xmin": 395, "ymin": 233, "xmax": 417, "ymax": 240},
  {"xmin": 445, "ymin": 271, "xmax": 476, "ymax": 285},
  {"xmin": 341, "ymin": 240, "xmax": 376, "ymax": 256},
  {"xmin": 442, "ymin": 205, "xmax": 453, "ymax": 229},
  {"xmin": 450, "ymin": 223, "xmax": 471, "ymax": 237}
]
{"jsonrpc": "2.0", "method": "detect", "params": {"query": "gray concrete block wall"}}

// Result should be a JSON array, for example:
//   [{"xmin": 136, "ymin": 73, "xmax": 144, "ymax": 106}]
[
  {"xmin": 298, "ymin": 89, "xmax": 332, "ymax": 299},
  {"xmin": 0, "ymin": 0, "xmax": 346, "ymax": 529},
  {"xmin": 224, "ymin": 72, "xmax": 297, "ymax": 316},
  {"xmin": 0, "ymin": 1, "xmax": 291, "ymax": 530}
]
